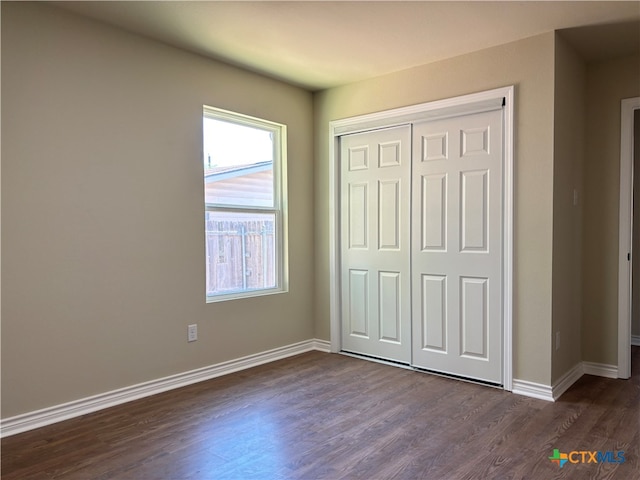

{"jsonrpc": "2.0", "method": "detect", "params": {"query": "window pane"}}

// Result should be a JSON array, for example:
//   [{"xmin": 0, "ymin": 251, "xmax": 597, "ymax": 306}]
[
  {"xmin": 205, "ymin": 211, "xmax": 276, "ymax": 296},
  {"xmin": 203, "ymin": 118, "xmax": 274, "ymax": 207}
]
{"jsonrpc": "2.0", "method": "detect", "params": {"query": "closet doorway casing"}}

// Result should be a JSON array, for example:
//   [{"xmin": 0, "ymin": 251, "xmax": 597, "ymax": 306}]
[{"xmin": 329, "ymin": 86, "xmax": 514, "ymax": 390}]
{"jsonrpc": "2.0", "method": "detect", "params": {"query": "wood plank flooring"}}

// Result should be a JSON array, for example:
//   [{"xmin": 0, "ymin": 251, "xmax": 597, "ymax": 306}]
[{"xmin": 2, "ymin": 347, "xmax": 639, "ymax": 479}]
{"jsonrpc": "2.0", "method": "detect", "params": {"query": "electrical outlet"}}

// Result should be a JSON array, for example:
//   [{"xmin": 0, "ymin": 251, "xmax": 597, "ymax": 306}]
[
  {"xmin": 555, "ymin": 331, "xmax": 560, "ymax": 351},
  {"xmin": 188, "ymin": 324, "xmax": 198, "ymax": 342}
]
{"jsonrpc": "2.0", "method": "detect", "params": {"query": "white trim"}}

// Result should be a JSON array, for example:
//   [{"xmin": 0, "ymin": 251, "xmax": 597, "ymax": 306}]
[
  {"xmin": 454, "ymin": 358, "xmax": 620, "ymax": 403},
  {"xmin": 551, "ymin": 361, "xmax": 621, "ymax": 400},
  {"xmin": 328, "ymin": 86, "xmax": 515, "ymax": 389},
  {"xmin": 632, "ymin": 335, "xmax": 640, "ymax": 346},
  {"xmin": 331, "ymin": 97, "xmax": 503, "ymax": 136},
  {"xmin": 311, "ymin": 338, "xmax": 331, "ymax": 352},
  {"xmin": 0, "ymin": 339, "xmax": 620, "ymax": 439},
  {"xmin": 618, "ymin": 96, "xmax": 639, "ymax": 379},
  {"xmin": 202, "ymin": 106, "xmax": 289, "ymax": 303},
  {"xmin": 0, "ymin": 339, "xmax": 329, "ymax": 438},
  {"xmin": 552, "ymin": 363, "xmax": 584, "ymax": 401},
  {"xmin": 329, "ymin": 122, "xmax": 341, "ymax": 353},
  {"xmin": 502, "ymin": 86, "xmax": 515, "ymax": 392},
  {"xmin": 583, "ymin": 361, "xmax": 618, "ymax": 379},
  {"xmin": 512, "ymin": 379, "xmax": 554, "ymax": 402}
]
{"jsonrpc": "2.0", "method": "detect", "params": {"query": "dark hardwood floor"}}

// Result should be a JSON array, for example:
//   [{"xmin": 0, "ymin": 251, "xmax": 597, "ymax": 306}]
[{"xmin": 2, "ymin": 348, "xmax": 639, "ymax": 480}]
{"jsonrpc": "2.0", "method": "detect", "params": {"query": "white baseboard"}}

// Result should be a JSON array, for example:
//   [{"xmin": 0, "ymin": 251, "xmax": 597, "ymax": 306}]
[
  {"xmin": 632, "ymin": 335, "xmax": 640, "ymax": 346},
  {"xmin": 551, "ymin": 363, "xmax": 584, "ymax": 400},
  {"xmin": 583, "ymin": 361, "xmax": 618, "ymax": 378},
  {"xmin": 513, "ymin": 360, "xmax": 622, "ymax": 403},
  {"xmin": 1, "ymin": 338, "xmax": 330, "ymax": 438},
  {"xmin": 311, "ymin": 338, "xmax": 331, "ymax": 352},
  {"xmin": 511, "ymin": 379, "xmax": 554, "ymax": 402},
  {"xmin": 0, "ymin": 341, "xmax": 621, "ymax": 437}
]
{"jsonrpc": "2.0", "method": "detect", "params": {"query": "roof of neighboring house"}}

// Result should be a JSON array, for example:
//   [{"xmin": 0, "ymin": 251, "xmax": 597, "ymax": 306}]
[{"xmin": 204, "ymin": 160, "xmax": 272, "ymax": 183}]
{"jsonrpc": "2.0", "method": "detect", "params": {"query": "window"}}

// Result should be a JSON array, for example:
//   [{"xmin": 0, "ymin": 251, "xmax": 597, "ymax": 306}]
[{"xmin": 203, "ymin": 106, "xmax": 287, "ymax": 301}]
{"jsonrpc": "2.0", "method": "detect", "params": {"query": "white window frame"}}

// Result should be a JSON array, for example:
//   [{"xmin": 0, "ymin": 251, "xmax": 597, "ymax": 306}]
[{"xmin": 203, "ymin": 106, "xmax": 288, "ymax": 302}]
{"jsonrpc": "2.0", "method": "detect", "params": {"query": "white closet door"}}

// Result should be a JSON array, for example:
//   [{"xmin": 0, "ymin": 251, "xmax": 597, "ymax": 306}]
[
  {"xmin": 411, "ymin": 109, "xmax": 503, "ymax": 383},
  {"xmin": 340, "ymin": 125, "xmax": 412, "ymax": 363}
]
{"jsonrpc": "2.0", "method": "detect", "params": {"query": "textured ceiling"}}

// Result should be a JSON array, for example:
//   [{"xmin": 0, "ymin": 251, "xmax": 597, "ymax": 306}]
[{"xmin": 54, "ymin": 1, "xmax": 640, "ymax": 91}]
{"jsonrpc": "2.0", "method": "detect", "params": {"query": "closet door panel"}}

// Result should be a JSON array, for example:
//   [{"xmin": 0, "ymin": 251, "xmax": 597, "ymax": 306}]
[
  {"xmin": 412, "ymin": 109, "xmax": 503, "ymax": 384},
  {"xmin": 340, "ymin": 125, "xmax": 412, "ymax": 363}
]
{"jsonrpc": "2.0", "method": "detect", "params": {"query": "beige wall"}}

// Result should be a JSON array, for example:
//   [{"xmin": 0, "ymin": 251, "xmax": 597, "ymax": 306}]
[
  {"xmin": 314, "ymin": 33, "xmax": 556, "ymax": 385},
  {"xmin": 1, "ymin": 3, "xmax": 314, "ymax": 418},
  {"xmin": 551, "ymin": 34, "xmax": 586, "ymax": 383},
  {"xmin": 582, "ymin": 53, "xmax": 640, "ymax": 365},
  {"xmin": 4, "ymin": 3, "xmax": 635, "ymax": 421}
]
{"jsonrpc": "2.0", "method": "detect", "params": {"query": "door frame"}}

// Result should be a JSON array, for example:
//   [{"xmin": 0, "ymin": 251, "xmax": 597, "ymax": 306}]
[
  {"xmin": 617, "ymin": 96, "xmax": 640, "ymax": 379},
  {"xmin": 328, "ymin": 86, "xmax": 515, "ymax": 390}
]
